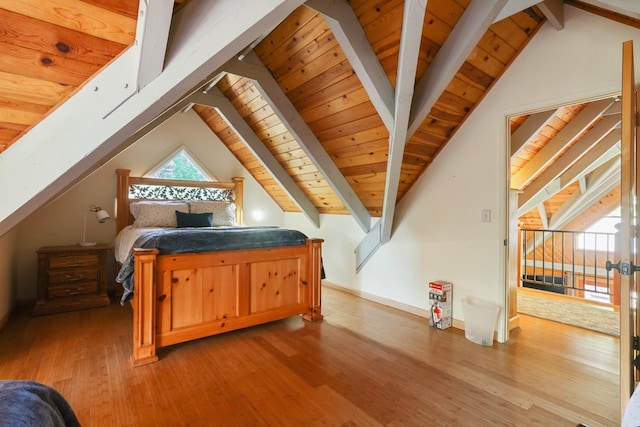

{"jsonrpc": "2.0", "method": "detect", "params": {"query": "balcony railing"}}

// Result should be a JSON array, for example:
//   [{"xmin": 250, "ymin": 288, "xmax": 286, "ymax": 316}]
[{"xmin": 520, "ymin": 229, "xmax": 617, "ymax": 305}]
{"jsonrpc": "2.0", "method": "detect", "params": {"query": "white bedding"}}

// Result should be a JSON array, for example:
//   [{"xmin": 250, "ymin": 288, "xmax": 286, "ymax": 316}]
[
  {"xmin": 624, "ymin": 384, "xmax": 640, "ymax": 427},
  {"xmin": 114, "ymin": 225, "xmax": 166, "ymax": 263}
]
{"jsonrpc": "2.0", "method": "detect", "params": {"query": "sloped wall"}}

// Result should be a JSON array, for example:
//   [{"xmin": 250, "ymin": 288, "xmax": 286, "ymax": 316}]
[{"xmin": 10, "ymin": 110, "xmax": 283, "ymax": 303}]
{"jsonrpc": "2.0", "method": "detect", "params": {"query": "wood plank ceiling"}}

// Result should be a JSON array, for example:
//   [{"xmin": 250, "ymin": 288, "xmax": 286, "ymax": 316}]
[
  {"xmin": 511, "ymin": 97, "xmax": 622, "ymax": 232},
  {"xmin": 0, "ymin": 1, "xmax": 139, "ymax": 149},
  {"xmin": 0, "ymin": 0, "xmax": 637, "ymax": 239},
  {"xmin": 193, "ymin": 2, "xmax": 545, "ymax": 218}
]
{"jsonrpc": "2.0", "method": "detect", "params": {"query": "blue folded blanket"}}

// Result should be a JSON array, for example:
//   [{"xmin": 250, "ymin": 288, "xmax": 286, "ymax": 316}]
[{"xmin": 0, "ymin": 380, "xmax": 80, "ymax": 427}]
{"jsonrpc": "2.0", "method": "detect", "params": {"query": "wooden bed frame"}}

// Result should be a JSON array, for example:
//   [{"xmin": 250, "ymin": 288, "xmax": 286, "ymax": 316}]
[{"xmin": 115, "ymin": 169, "xmax": 323, "ymax": 366}]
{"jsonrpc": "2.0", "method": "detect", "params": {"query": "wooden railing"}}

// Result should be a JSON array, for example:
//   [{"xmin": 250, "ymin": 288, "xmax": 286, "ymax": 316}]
[{"xmin": 520, "ymin": 229, "xmax": 618, "ymax": 305}]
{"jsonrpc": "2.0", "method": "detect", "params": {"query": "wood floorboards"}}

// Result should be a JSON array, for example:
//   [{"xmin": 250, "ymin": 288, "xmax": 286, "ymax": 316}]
[{"xmin": 0, "ymin": 286, "xmax": 619, "ymax": 426}]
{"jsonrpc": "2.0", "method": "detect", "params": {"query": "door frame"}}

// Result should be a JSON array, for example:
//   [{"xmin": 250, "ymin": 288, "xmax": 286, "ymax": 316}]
[
  {"xmin": 502, "ymin": 91, "xmax": 623, "ymax": 341},
  {"xmin": 619, "ymin": 38, "xmax": 637, "ymax": 416}
]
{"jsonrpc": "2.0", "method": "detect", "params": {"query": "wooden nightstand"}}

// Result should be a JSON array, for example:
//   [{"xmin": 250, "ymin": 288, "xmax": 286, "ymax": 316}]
[{"xmin": 32, "ymin": 244, "xmax": 111, "ymax": 316}]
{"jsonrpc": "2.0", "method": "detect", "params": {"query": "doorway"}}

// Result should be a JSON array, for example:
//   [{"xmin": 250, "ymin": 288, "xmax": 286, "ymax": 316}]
[{"xmin": 505, "ymin": 94, "xmax": 622, "ymax": 336}]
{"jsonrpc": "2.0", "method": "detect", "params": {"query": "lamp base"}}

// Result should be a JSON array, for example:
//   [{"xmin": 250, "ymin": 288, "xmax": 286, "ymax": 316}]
[{"xmin": 78, "ymin": 241, "xmax": 97, "ymax": 247}]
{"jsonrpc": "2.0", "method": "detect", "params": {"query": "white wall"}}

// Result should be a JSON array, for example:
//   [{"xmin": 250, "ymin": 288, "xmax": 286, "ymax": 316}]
[
  {"xmin": 287, "ymin": 6, "xmax": 640, "ymax": 341},
  {"xmin": 284, "ymin": 212, "xmax": 365, "ymax": 288},
  {"xmin": 11, "ymin": 110, "xmax": 282, "ymax": 302}
]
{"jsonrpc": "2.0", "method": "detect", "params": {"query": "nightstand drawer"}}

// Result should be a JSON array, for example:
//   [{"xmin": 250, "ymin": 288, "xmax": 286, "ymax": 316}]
[
  {"xmin": 48, "ymin": 282, "xmax": 98, "ymax": 298},
  {"xmin": 48, "ymin": 268, "xmax": 98, "ymax": 285},
  {"xmin": 48, "ymin": 254, "xmax": 98, "ymax": 270},
  {"xmin": 33, "ymin": 244, "xmax": 110, "ymax": 316}
]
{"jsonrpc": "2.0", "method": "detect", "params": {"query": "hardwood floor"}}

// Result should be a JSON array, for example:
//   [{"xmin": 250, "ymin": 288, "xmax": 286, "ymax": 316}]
[{"xmin": 0, "ymin": 286, "xmax": 619, "ymax": 426}]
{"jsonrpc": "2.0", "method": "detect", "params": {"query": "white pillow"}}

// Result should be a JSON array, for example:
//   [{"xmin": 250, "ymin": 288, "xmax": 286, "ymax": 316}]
[
  {"xmin": 130, "ymin": 201, "xmax": 189, "ymax": 228},
  {"xmin": 130, "ymin": 201, "xmax": 184, "ymax": 218},
  {"xmin": 189, "ymin": 201, "xmax": 236, "ymax": 226}
]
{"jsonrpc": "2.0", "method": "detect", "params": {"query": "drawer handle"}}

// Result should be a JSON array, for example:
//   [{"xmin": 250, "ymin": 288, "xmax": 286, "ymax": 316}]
[
  {"xmin": 66, "ymin": 261, "xmax": 84, "ymax": 267},
  {"xmin": 65, "ymin": 274, "xmax": 85, "ymax": 281}
]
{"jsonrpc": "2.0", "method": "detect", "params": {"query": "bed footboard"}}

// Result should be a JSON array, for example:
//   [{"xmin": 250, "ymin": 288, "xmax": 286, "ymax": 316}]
[
  {"xmin": 131, "ymin": 239, "xmax": 323, "ymax": 366},
  {"xmin": 131, "ymin": 248, "xmax": 160, "ymax": 366}
]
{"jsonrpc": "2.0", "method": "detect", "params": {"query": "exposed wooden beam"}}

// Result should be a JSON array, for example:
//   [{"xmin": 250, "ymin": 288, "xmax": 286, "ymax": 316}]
[
  {"xmin": 305, "ymin": 0, "xmax": 395, "ymax": 131},
  {"xmin": 223, "ymin": 51, "xmax": 372, "ymax": 232},
  {"xmin": 408, "ymin": 0, "xmax": 507, "ymax": 138},
  {"xmin": 552, "ymin": 123, "xmax": 620, "ymax": 186},
  {"xmin": 134, "ymin": 0, "xmax": 174, "ymax": 91},
  {"xmin": 518, "ymin": 132, "xmax": 620, "ymax": 215},
  {"xmin": 578, "ymin": 175, "xmax": 587, "ymax": 194},
  {"xmin": 494, "ymin": 0, "xmax": 538, "ymax": 22},
  {"xmin": 517, "ymin": 115, "xmax": 620, "ymax": 213},
  {"xmin": 354, "ymin": 0, "xmax": 427, "ymax": 270},
  {"xmin": 538, "ymin": 0, "xmax": 564, "ymax": 30},
  {"xmin": 536, "ymin": 203, "xmax": 549, "ymax": 229},
  {"xmin": 548, "ymin": 158, "xmax": 620, "ymax": 229},
  {"xmin": 0, "ymin": 0, "xmax": 306, "ymax": 235},
  {"xmin": 511, "ymin": 109, "xmax": 556, "ymax": 157},
  {"xmin": 355, "ymin": 220, "xmax": 382, "ymax": 272},
  {"xmin": 189, "ymin": 88, "xmax": 321, "ymax": 228},
  {"xmin": 511, "ymin": 98, "xmax": 615, "ymax": 190},
  {"xmin": 379, "ymin": 0, "xmax": 426, "ymax": 244},
  {"xmin": 357, "ymin": 0, "xmax": 508, "ymax": 270}
]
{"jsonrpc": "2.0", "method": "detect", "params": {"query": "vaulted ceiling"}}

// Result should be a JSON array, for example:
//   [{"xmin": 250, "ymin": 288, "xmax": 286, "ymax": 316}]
[
  {"xmin": 511, "ymin": 96, "xmax": 622, "ymax": 232},
  {"xmin": 0, "ymin": 0, "xmax": 638, "ymax": 265}
]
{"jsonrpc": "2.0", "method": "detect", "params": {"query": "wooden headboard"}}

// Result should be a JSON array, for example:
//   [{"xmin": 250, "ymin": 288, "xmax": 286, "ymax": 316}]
[{"xmin": 115, "ymin": 169, "xmax": 244, "ymax": 234}]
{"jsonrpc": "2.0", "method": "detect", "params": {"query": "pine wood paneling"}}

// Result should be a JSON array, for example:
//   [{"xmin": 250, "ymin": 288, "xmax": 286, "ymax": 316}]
[
  {"xmin": 0, "ymin": 9, "xmax": 125, "ymax": 64},
  {"xmin": 401, "ymin": 7, "xmax": 544, "ymax": 202},
  {"xmin": 510, "ymin": 103, "xmax": 586, "ymax": 181},
  {"xmin": 1, "ymin": 0, "xmax": 136, "ymax": 44},
  {"xmin": 0, "ymin": 0, "xmax": 137, "ymax": 152},
  {"xmin": 0, "ymin": 43, "xmax": 102, "ymax": 87},
  {"xmin": 0, "ymin": 0, "xmax": 620, "ymax": 235},
  {"xmin": 0, "ymin": 0, "xmax": 550, "ymax": 217},
  {"xmin": 194, "ymin": 105, "xmax": 301, "ymax": 213}
]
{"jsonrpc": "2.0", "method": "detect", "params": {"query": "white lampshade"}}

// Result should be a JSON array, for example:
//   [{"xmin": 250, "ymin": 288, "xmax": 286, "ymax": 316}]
[
  {"xmin": 79, "ymin": 205, "xmax": 112, "ymax": 246},
  {"xmin": 95, "ymin": 209, "xmax": 111, "ymax": 223}
]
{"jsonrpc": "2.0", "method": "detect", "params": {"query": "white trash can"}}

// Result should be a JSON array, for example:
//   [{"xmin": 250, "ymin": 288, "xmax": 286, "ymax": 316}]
[{"xmin": 462, "ymin": 297, "xmax": 500, "ymax": 346}]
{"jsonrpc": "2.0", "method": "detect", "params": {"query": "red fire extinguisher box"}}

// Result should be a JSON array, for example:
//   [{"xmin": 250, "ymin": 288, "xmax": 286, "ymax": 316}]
[{"xmin": 429, "ymin": 281, "xmax": 452, "ymax": 330}]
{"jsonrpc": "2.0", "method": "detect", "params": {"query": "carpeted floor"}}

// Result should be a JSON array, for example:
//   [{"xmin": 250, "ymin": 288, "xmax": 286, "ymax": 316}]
[{"xmin": 517, "ymin": 292, "xmax": 619, "ymax": 336}]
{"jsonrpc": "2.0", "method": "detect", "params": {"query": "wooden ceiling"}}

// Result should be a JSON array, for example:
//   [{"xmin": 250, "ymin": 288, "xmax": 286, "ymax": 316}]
[
  {"xmin": 511, "ymin": 96, "xmax": 622, "ymax": 232},
  {"xmin": 191, "ymin": 2, "xmax": 545, "ymax": 217},
  {"xmin": 0, "ymin": 0, "xmax": 638, "ymax": 237},
  {"xmin": 0, "ymin": 1, "xmax": 139, "ymax": 149}
]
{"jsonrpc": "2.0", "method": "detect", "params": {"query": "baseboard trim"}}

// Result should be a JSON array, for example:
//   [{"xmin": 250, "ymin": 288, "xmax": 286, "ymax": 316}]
[
  {"xmin": 322, "ymin": 281, "xmax": 465, "ymax": 332},
  {"xmin": 509, "ymin": 314, "xmax": 521, "ymax": 331}
]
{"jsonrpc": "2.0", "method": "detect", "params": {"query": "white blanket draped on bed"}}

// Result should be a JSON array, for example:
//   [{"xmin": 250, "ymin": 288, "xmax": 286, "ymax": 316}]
[{"xmin": 114, "ymin": 225, "xmax": 165, "ymax": 263}]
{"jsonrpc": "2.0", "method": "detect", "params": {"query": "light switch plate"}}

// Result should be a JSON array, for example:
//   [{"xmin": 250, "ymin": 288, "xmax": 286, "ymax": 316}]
[{"xmin": 481, "ymin": 209, "xmax": 491, "ymax": 223}]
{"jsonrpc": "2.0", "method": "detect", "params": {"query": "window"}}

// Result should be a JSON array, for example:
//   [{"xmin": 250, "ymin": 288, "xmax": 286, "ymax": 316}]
[
  {"xmin": 146, "ymin": 147, "xmax": 215, "ymax": 181},
  {"xmin": 576, "ymin": 207, "xmax": 620, "ymax": 251}
]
